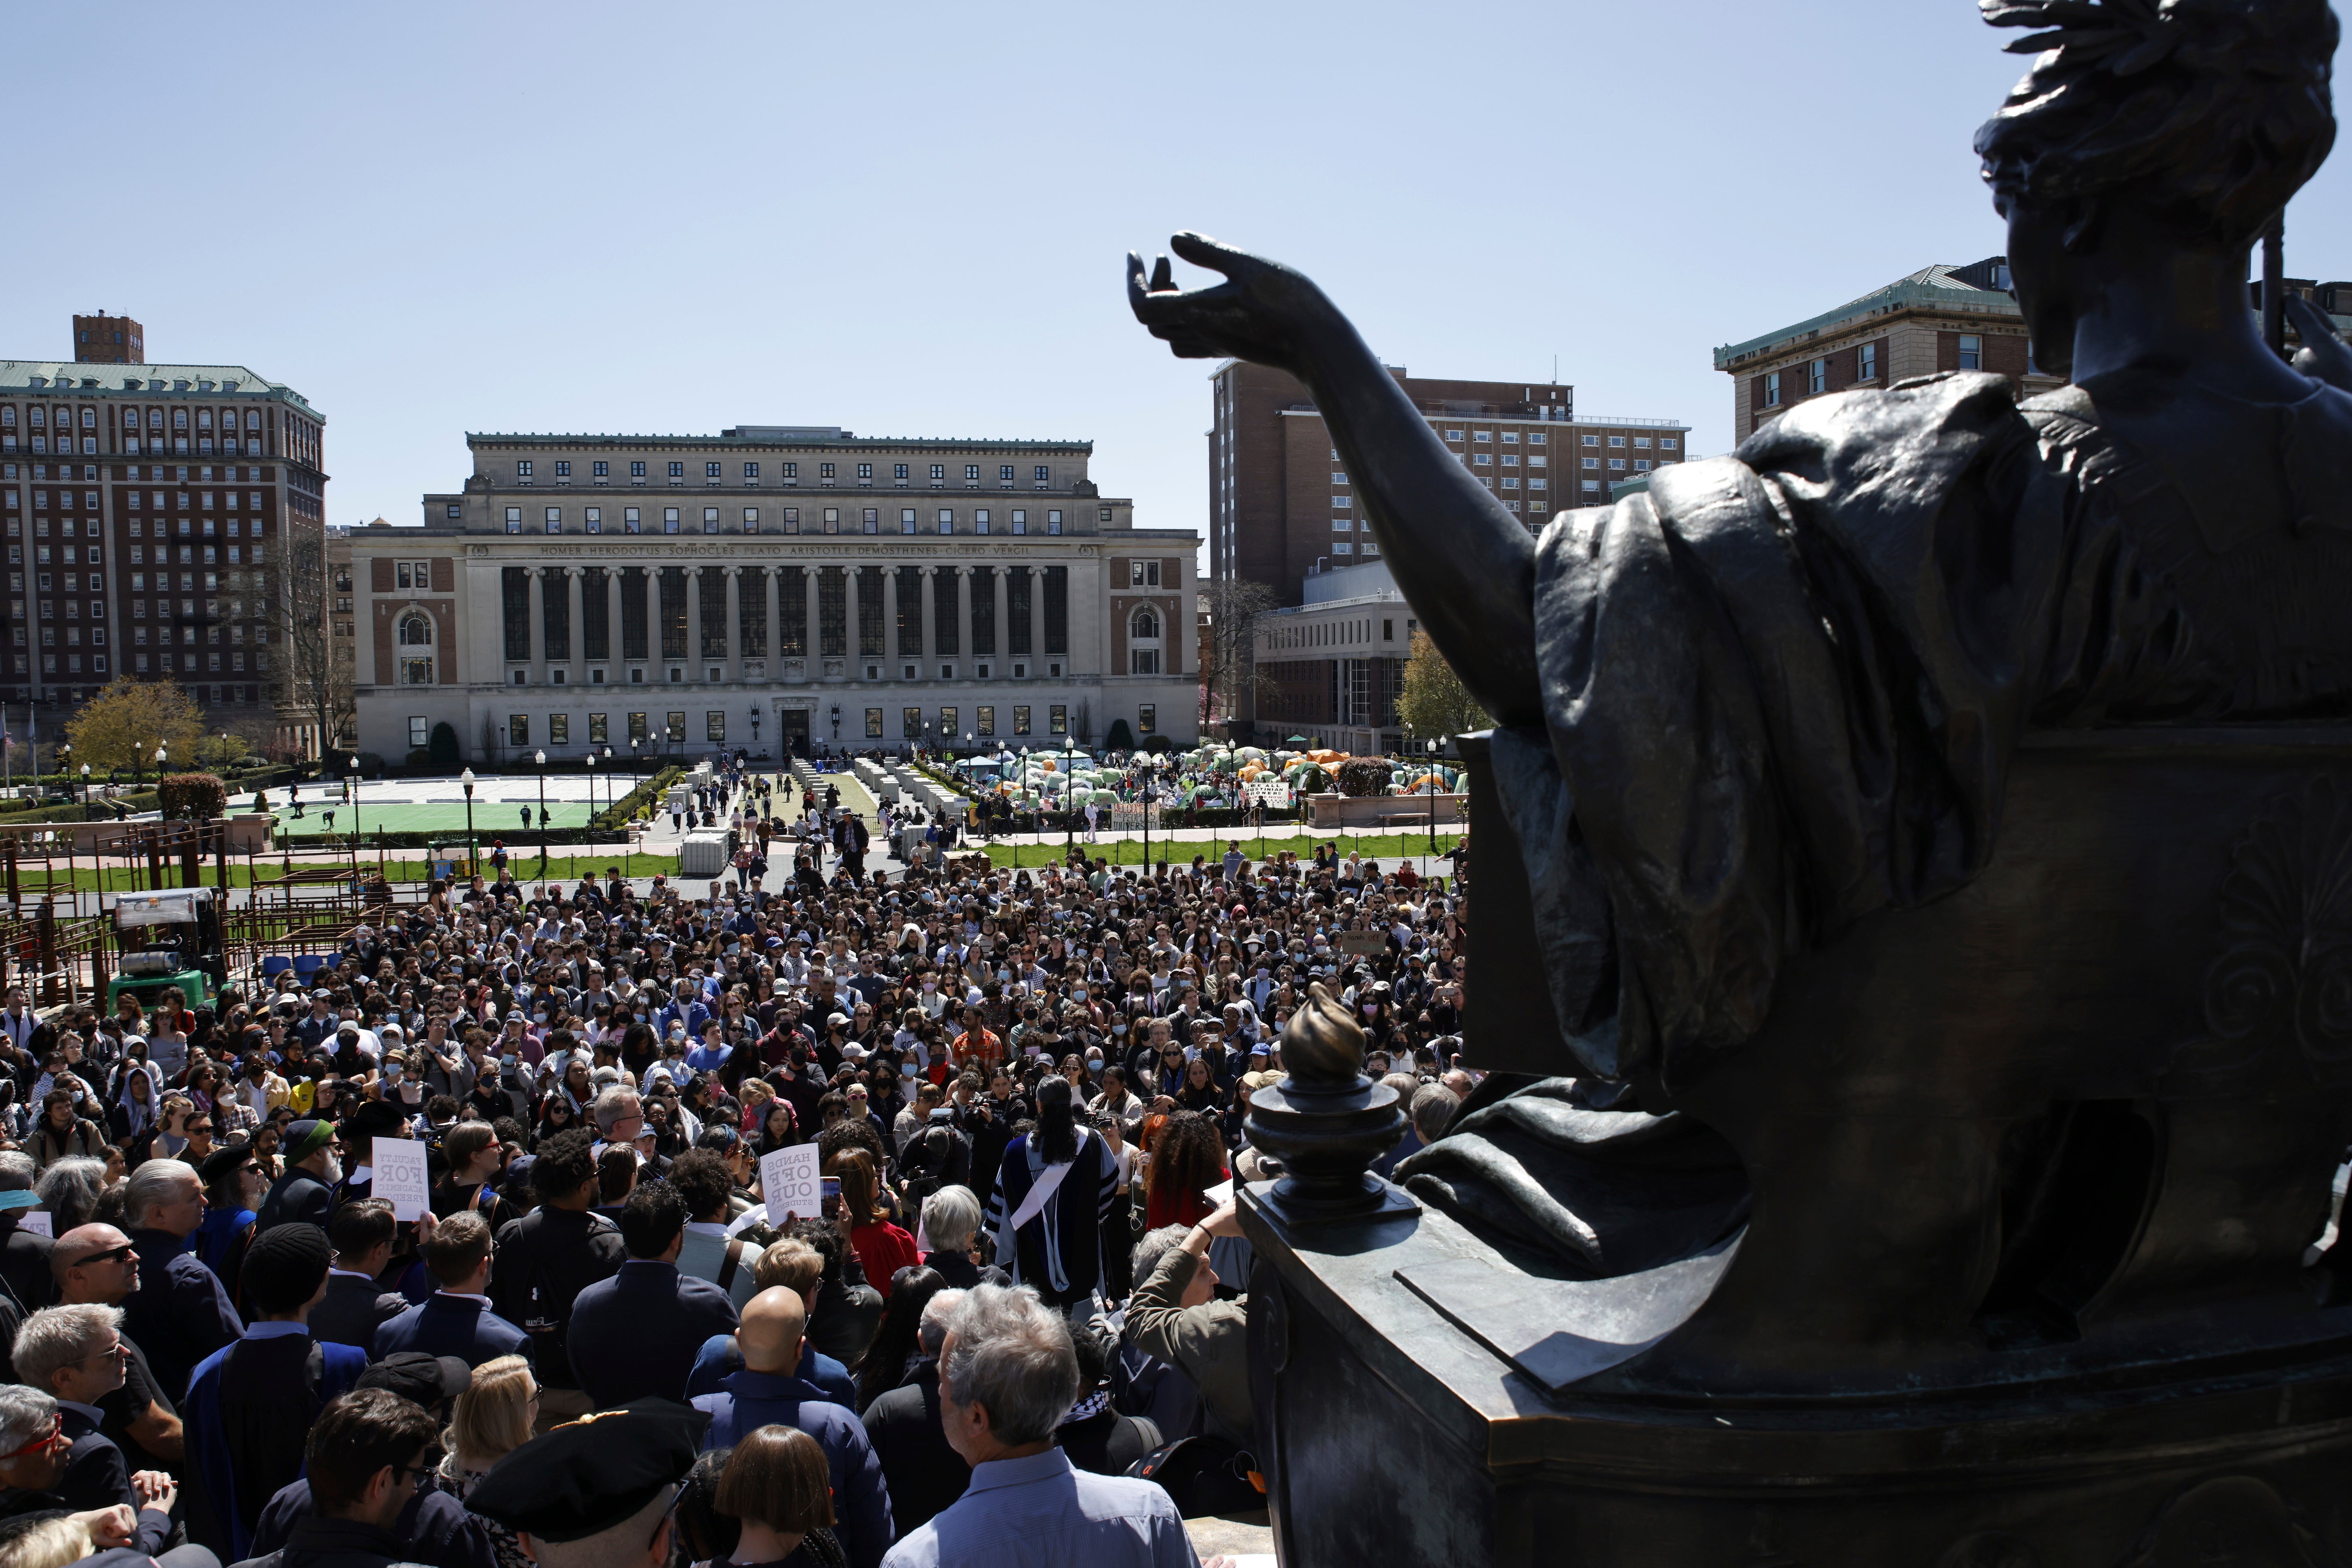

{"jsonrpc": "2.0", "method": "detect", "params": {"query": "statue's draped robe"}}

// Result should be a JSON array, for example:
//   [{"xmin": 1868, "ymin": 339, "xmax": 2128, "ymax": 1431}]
[{"xmin": 1400, "ymin": 369, "xmax": 2352, "ymax": 1275}]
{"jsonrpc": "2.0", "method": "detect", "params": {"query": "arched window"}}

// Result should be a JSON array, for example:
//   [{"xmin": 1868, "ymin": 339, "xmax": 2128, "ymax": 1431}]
[
  {"xmin": 398, "ymin": 614, "xmax": 433, "ymax": 647},
  {"xmin": 1131, "ymin": 608, "xmax": 1159, "ymax": 641}
]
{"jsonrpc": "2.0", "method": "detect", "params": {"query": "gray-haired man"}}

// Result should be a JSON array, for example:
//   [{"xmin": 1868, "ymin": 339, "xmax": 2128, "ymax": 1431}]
[{"xmin": 880, "ymin": 1283, "xmax": 1214, "ymax": 1568}]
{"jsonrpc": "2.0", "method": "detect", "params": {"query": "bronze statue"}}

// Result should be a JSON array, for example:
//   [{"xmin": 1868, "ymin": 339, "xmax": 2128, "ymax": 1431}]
[{"xmin": 1134, "ymin": 2, "xmax": 2352, "ymax": 1562}]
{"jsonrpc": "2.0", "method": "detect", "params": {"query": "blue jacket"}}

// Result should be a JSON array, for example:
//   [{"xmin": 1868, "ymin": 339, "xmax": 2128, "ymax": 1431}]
[
  {"xmin": 374, "ymin": 1292, "xmax": 533, "ymax": 1370},
  {"xmin": 684, "ymin": 1331, "xmax": 854, "ymax": 1406},
  {"xmin": 124, "ymin": 1227, "xmax": 243, "ymax": 1403},
  {"xmin": 184, "ymin": 1327, "xmax": 368, "ymax": 1562},
  {"xmin": 567, "ymin": 1260, "xmax": 738, "ymax": 1408},
  {"xmin": 249, "ymin": 1474, "xmax": 497, "ymax": 1568},
  {"xmin": 691, "ymin": 1369, "xmax": 892, "ymax": 1568}
]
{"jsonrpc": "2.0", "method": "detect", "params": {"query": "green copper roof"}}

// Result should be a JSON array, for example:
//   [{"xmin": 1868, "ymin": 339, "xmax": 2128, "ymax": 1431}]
[
  {"xmin": 0, "ymin": 360, "xmax": 322, "ymax": 418},
  {"xmin": 1713, "ymin": 266, "xmax": 2022, "ymax": 371}
]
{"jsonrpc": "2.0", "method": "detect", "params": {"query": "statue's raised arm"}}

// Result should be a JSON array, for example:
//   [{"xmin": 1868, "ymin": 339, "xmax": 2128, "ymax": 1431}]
[{"xmin": 1127, "ymin": 233, "xmax": 1543, "ymax": 728}]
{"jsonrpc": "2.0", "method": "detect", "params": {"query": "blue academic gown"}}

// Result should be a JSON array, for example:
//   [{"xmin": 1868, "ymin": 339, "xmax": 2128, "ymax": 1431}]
[{"xmin": 184, "ymin": 1322, "xmax": 368, "ymax": 1562}]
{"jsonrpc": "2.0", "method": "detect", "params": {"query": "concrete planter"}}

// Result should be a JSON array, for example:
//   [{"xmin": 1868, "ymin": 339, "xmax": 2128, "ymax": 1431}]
[{"xmin": 1306, "ymin": 792, "xmax": 1464, "ymax": 829}]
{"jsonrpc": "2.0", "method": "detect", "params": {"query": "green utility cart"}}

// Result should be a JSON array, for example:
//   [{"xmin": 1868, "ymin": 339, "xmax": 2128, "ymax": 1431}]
[{"xmin": 106, "ymin": 887, "xmax": 226, "ymax": 1015}]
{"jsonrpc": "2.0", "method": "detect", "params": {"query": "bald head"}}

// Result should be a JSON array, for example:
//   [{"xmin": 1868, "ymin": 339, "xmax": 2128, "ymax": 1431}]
[
  {"xmin": 52, "ymin": 1224, "xmax": 136, "ymax": 1306},
  {"xmin": 735, "ymin": 1286, "xmax": 807, "ymax": 1376},
  {"xmin": 53, "ymin": 1224, "xmax": 131, "ymax": 1272}
]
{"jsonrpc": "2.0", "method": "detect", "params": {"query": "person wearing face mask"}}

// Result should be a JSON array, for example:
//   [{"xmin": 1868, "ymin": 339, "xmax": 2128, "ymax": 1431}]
[
  {"xmin": 1355, "ymin": 981, "xmax": 1397, "ymax": 1054},
  {"xmin": 255, "ymin": 1119, "xmax": 342, "ymax": 1235},
  {"xmin": 646, "ymin": 1029, "xmax": 694, "ymax": 1097},
  {"xmin": 237, "ymin": 1051, "xmax": 290, "ymax": 1127}
]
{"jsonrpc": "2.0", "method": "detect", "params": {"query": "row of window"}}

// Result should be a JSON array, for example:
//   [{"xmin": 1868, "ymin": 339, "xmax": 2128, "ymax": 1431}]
[
  {"xmin": 1427, "ymin": 429, "xmax": 1679, "ymax": 451},
  {"xmin": 1262, "ymin": 615, "xmax": 1410, "ymax": 652},
  {"xmin": 513, "ymin": 458, "xmax": 1062, "ymax": 489},
  {"xmin": 1760, "ymin": 338, "xmax": 1959, "ymax": 409},
  {"xmin": 6, "ymin": 517, "xmax": 265, "ymax": 548},
  {"xmin": 2, "ymin": 405, "xmax": 264, "ymax": 433},
  {"xmin": 21, "ymin": 654, "xmax": 103, "ymax": 675},
  {"xmin": 497, "ymin": 562, "xmax": 1071, "ymax": 668},
  {"xmin": 477, "ymin": 701, "xmax": 1092, "ymax": 751},
  {"xmin": 9, "ymin": 489, "xmax": 269, "ymax": 518},
  {"xmin": 17, "ymin": 611, "xmax": 264, "ymax": 639},
  {"xmin": 501, "ymin": 504, "xmax": 1080, "ymax": 536}
]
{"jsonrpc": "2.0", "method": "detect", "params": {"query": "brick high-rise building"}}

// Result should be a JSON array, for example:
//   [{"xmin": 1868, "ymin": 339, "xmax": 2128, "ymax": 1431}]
[
  {"xmin": 0, "ymin": 339, "xmax": 328, "ymax": 750},
  {"xmin": 1713, "ymin": 257, "xmax": 2067, "ymax": 443},
  {"xmin": 1207, "ymin": 362, "xmax": 1687, "ymax": 605},
  {"xmin": 72, "ymin": 313, "xmax": 143, "ymax": 365}
]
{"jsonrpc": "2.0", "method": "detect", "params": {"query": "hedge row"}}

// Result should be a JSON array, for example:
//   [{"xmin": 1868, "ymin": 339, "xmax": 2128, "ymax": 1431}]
[{"xmin": 594, "ymin": 766, "xmax": 685, "ymax": 832}]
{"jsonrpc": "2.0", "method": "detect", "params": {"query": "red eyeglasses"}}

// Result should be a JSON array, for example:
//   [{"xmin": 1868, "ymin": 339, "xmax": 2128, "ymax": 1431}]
[{"xmin": 3, "ymin": 1416, "xmax": 62, "ymax": 1459}]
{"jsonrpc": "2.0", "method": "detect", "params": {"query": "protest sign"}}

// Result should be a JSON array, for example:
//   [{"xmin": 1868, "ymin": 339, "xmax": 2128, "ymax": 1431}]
[
  {"xmin": 760, "ymin": 1144, "xmax": 821, "ymax": 1225},
  {"xmin": 372, "ymin": 1139, "xmax": 431, "ymax": 1222}
]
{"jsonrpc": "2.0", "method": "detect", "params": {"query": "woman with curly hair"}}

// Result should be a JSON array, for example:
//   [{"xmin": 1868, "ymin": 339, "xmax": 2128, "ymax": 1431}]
[{"xmin": 1142, "ymin": 1108, "xmax": 1227, "ymax": 1232}]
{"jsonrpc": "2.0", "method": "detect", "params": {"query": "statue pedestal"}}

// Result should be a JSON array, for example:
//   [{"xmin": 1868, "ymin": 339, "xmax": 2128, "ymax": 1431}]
[{"xmin": 1241, "ymin": 1180, "xmax": 2352, "ymax": 1568}]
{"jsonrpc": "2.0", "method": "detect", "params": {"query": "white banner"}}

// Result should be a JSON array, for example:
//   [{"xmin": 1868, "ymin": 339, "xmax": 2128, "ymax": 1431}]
[{"xmin": 1243, "ymin": 781, "xmax": 1293, "ymax": 807}]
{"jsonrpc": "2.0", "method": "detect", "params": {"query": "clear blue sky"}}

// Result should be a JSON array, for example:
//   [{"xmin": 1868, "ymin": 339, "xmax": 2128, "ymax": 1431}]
[{"xmin": 9, "ymin": 1, "xmax": 2348, "ymax": 552}]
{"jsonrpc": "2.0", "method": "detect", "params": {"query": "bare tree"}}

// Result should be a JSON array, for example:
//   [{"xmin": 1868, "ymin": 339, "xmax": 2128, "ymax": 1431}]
[
  {"xmin": 1197, "ymin": 578, "xmax": 1278, "ymax": 735},
  {"xmin": 279, "ymin": 533, "xmax": 351, "ymax": 762}
]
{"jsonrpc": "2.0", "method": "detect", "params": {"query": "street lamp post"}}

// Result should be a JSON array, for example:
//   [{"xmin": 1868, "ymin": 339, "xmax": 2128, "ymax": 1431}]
[
  {"xmin": 1063, "ymin": 733, "xmax": 1077, "ymax": 859},
  {"xmin": 1426, "ymin": 737, "xmax": 1441, "ymax": 859},
  {"xmin": 534, "ymin": 749, "xmax": 549, "ymax": 878},
  {"xmin": 460, "ymin": 767, "xmax": 477, "ymax": 877},
  {"xmin": 345, "ymin": 753, "xmax": 362, "ymax": 876},
  {"xmin": 78, "ymin": 763, "xmax": 90, "ymax": 822},
  {"xmin": 584, "ymin": 751, "xmax": 599, "ymax": 847}
]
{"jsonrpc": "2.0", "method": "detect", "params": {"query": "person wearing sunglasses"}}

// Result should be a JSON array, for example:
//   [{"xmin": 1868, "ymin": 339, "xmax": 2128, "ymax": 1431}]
[{"xmin": 50, "ymin": 1224, "xmax": 182, "ymax": 1472}]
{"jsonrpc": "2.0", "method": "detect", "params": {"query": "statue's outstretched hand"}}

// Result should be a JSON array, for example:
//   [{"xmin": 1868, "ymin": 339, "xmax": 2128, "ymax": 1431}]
[
  {"xmin": 1127, "ymin": 232, "xmax": 1332, "ymax": 376},
  {"xmin": 2286, "ymin": 294, "xmax": 2352, "ymax": 394}
]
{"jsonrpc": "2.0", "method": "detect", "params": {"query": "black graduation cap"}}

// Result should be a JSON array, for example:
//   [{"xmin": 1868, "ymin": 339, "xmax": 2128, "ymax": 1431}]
[{"xmin": 466, "ymin": 1399, "xmax": 709, "ymax": 1542}]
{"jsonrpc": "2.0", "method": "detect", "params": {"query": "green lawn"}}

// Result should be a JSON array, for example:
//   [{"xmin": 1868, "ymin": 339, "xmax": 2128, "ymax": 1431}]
[
  {"xmin": 972, "ymin": 831, "xmax": 1464, "ymax": 869},
  {"xmin": 271, "ymin": 802, "xmax": 603, "ymax": 842}
]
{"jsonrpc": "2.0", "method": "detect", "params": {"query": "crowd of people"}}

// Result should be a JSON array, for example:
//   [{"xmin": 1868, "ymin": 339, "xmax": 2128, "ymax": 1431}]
[{"xmin": 0, "ymin": 754, "xmax": 1473, "ymax": 1568}]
